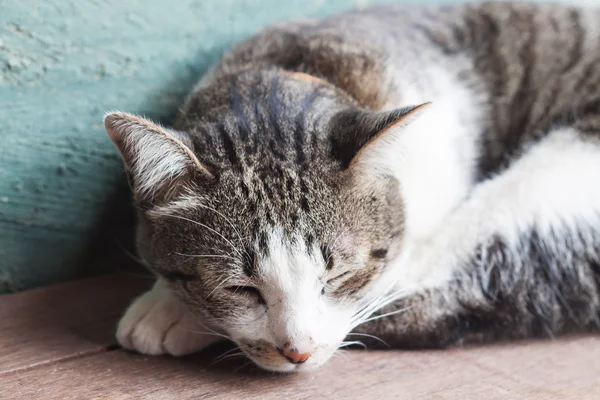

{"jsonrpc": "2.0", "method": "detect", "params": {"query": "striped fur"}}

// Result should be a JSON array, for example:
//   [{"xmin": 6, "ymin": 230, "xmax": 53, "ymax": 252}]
[{"xmin": 108, "ymin": 2, "xmax": 600, "ymax": 371}]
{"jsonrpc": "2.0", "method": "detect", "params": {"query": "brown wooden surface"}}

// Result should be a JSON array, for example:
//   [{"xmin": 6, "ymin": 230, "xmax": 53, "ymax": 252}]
[
  {"xmin": 1, "ymin": 273, "xmax": 599, "ymax": 399},
  {"xmin": 0, "ymin": 272, "xmax": 151, "ymax": 375}
]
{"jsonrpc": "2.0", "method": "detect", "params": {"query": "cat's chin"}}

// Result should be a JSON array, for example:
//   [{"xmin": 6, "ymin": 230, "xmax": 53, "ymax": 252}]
[
  {"xmin": 253, "ymin": 361, "xmax": 299, "ymax": 373},
  {"xmin": 248, "ymin": 353, "xmax": 332, "ymax": 373},
  {"xmin": 251, "ymin": 362, "xmax": 323, "ymax": 373}
]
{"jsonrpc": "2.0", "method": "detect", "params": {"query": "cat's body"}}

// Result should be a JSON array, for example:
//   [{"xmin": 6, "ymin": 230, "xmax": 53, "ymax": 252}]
[{"xmin": 106, "ymin": 2, "xmax": 600, "ymax": 371}]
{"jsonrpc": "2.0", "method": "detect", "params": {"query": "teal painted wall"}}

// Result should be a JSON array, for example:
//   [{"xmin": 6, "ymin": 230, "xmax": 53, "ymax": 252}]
[{"xmin": 2, "ymin": 0, "xmax": 409, "ymax": 293}]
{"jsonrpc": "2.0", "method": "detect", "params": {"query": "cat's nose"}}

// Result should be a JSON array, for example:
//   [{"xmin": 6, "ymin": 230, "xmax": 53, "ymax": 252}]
[{"xmin": 277, "ymin": 344, "xmax": 312, "ymax": 364}]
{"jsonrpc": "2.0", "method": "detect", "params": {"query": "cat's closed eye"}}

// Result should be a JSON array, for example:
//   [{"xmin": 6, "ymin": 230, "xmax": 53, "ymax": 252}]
[
  {"xmin": 322, "ymin": 271, "xmax": 352, "ymax": 295},
  {"xmin": 225, "ymin": 285, "xmax": 266, "ymax": 304},
  {"xmin": 326, "ymin": 271, "xmax": 351, "ymax": 284}
]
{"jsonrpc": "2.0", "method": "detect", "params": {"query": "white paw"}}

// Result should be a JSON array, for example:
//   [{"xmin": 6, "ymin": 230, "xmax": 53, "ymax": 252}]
[{"xmin": 116, "ymin": 280, "xmax": 220, "ymax": 356}]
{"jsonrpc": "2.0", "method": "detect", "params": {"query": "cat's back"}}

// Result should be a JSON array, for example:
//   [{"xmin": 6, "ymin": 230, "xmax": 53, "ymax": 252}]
[
  {"xmin": 213, "ymin": 2, "xmax": 600, "ymax": 68},
  {"xmin": 436, "ymin": 2, "xmax": 600, "ymax": 173},
  {"xmin": 210, "ymin": 2, "xmax": 600, "ymax": 104},
  {"xmin": 195, "ymin": 2, "xmax": 600, "ymax": 175}
]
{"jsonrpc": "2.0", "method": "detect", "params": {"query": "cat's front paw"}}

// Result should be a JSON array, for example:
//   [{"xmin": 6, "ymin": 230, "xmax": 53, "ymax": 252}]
[{"xmin": 116, "ymin": 280, "xmax": 220, "ymax": 356}]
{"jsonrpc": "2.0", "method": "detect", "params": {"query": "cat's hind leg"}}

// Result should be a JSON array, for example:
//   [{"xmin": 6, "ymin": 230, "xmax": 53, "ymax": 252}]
[{"xmin": 354, "ymin": 127, "xmax": 600, "ymax": 348}]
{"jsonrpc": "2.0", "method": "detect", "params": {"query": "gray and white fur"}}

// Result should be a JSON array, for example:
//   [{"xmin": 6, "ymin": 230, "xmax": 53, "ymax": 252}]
[{"xmin": 104, "ymin": 2, "xmax": 600, "ymax": 372}]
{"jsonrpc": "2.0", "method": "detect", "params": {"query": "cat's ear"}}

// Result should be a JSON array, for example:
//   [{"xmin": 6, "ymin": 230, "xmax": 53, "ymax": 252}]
[
  {"xmin": 104, "ymin": 112, "xmax": 212, "ymax": 208},
  {"xmin": 331, "ymin": 103, "xmax": 430, "ymax": 172}
]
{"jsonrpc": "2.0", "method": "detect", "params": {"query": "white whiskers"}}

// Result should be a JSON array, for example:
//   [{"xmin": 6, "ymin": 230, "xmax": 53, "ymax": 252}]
[
  {"xmin": 174, "ymin": 252, "xmax": 238, "ymax": 261},
  {"xmin": 348, "ymin": 281, "xmax": 419, "ymax": 340},
  {"xmin": 211, "ymin": 346, "xmax": 245, "ymax": 366},
  {"xmin": 167, "ymin": 214, "xmax": 246, "ymax": 261},
  {"xmin": 338, "ymin": 340, "xmax": 367, "ymax": 349},
  {"xmin": 346, "ymin": 332, "xmax": 390, "ymax": 348},
  {"xmin": 233, "ymin": 358, "xmax": 253, "ymax": 373},
  {"xmin": 182, "ymin": 321, "xmax": 233, "ymax": 342},
  {"xmin": 192, "ymin": 203, "xmax": 253, "ymax": 264},
  {"xmin": 359, "ymin": 305, "xmax": 415, "ymax": 325},
  {"xmin": 204, "ymin": 275, "xmax": 233, "ymax": 300}
]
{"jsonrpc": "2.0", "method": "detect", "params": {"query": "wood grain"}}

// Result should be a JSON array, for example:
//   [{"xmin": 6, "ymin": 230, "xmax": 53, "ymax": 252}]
[
  {"xmin": 0, "ymin": 272, "xmax": 151, "ymax": 374},
  {"xmin": 1, "ymin": 273, "xmax": 599, "ymax": 399},
  {"xmin": 3, "ymin": 338, "xmax": 600, "ymax": 400}
]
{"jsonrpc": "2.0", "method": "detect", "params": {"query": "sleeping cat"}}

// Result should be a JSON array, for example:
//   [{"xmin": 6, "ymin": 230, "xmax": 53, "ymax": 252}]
[{"xmin": 104, "ymin": 2, "xmax": 600, "ymax": 372}]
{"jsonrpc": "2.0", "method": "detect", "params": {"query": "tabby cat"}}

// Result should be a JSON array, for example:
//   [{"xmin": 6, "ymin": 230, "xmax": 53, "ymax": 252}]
[{"xmin": 104, "ymin": 2, "xmax": 600, "ymax": 372}]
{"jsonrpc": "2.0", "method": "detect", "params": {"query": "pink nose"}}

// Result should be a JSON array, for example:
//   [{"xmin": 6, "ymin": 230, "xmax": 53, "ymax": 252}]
[{"xmin": 278, "ymin": 345, "xmax": 312, "ymax": 364}]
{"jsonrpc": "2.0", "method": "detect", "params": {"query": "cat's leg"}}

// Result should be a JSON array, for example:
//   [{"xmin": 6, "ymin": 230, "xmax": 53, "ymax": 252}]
[
  {"xmin": 354, "ymin": 127, "xmax": 600, "ymax": 348},
  {"xmin": 117, "ymin": 279, "xmax": 221, "ymax": 356}
]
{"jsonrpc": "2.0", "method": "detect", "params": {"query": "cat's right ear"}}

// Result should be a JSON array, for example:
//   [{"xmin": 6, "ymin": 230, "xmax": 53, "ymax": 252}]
[
  {"xmin": 331, "ymin": 103, "xmax": 430, "ymax": 174},
  {"xmin": 104, "ymin": 112, "xmax": 212, "ymax": 208}
]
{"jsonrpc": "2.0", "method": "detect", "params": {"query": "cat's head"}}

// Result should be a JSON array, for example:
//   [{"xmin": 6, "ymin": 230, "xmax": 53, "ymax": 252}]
[{"xmin": 105, "ymin": 69, "xmax": 426, "ymax": 372}]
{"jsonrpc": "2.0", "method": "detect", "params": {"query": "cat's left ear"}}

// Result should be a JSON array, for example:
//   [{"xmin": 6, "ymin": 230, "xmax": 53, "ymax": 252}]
[
  {"xmin": 331, "ymin": 103, "xmax": 430, "ymax": 172},
  {"xmin": 104, "ymin": 112, "xmax": 212, "ymax": 208}
]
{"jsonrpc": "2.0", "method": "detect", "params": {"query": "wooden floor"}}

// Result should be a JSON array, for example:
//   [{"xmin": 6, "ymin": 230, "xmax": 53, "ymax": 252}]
[{"xmin": 1, "ymin": 273, "xmax": 600, "ymax": 399}]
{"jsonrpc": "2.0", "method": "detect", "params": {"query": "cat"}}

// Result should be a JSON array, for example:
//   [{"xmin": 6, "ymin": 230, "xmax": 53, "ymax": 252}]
[{"xmin": 104, "ymin": 2, "xmax": 600, "ymax": 372}]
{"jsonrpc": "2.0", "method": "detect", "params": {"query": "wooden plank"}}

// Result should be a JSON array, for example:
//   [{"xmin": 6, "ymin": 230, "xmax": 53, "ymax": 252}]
[
  {"xmin": 454, "ymin": 336, "xmax": 600, "ymax": 395},
  {"xmin": 2, "ymin": 337, "xmax": 600, "ymax": 399},
  {"xmin": 0, "ymin": 272, "xmax": 151, "ymax": 374}
]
